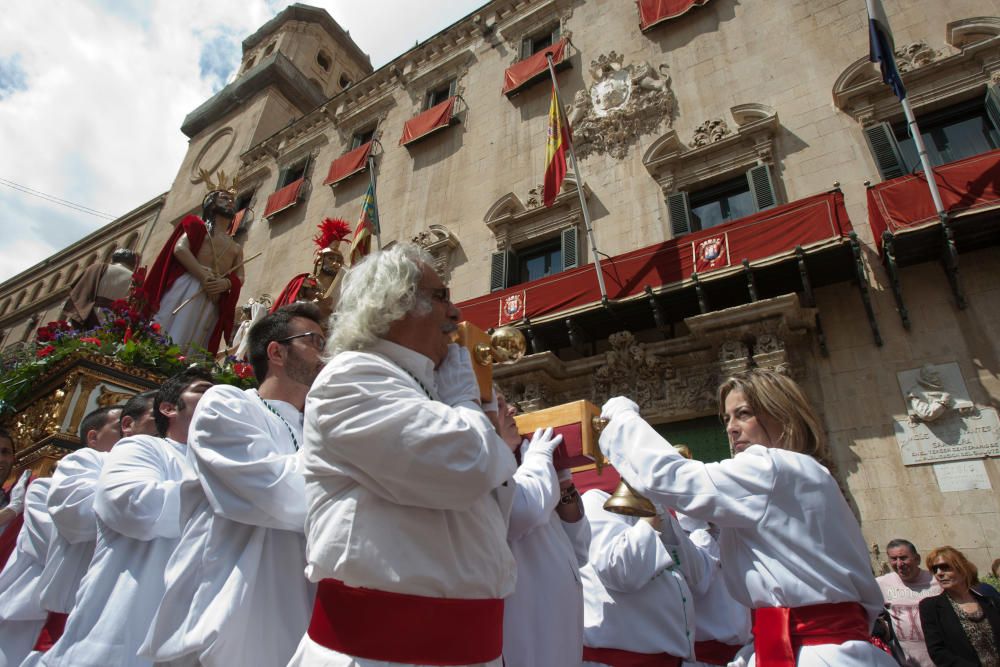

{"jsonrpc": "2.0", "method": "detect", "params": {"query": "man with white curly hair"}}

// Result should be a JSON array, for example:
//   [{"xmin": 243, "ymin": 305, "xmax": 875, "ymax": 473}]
[{"xmin": 288, "ymin": 244, "xmax": 518, "ymax": 667}]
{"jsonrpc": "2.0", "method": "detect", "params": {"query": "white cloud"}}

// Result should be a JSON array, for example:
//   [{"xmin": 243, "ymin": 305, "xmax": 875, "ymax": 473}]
[{"xmin": 0, "ymin": 1, "xmax": 487, "ymax": 284}]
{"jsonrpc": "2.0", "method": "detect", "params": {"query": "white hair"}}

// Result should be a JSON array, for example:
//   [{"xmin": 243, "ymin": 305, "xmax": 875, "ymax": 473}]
[{"xmin": 325, "ymin": 244, "xmax": 435, "ymax": 356}]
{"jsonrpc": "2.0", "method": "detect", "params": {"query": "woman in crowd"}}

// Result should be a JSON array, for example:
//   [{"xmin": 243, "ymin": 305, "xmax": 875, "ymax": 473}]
[
  {"xmin": 597, "ymin": 368, "xmax": 896, "ymax": 665},
  {"xmin": 919, "ymin": 546, "xmax": 1000, "ymax": 666}
]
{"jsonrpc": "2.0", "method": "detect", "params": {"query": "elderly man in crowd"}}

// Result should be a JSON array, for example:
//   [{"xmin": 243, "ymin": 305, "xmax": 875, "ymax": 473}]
[
  {"xmin": 289, "ymin": 244, "xmax": 517, "ymax": 666},
  {"xmin": 141, "ymin": 303, "xmax": 324, "ymax": 666},
  {"xmin": 45, "ymin": 368, "xmax": 214, "ymax": 667},
  {"xmin": 877, "ymin": 538, "xmax": 940, "ymax": 667}
]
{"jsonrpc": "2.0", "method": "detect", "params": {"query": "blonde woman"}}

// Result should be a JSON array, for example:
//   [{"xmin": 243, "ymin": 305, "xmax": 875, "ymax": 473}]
[{"xmin": 598, "ymin": 368, "xmax": 895, "ymax": 666}]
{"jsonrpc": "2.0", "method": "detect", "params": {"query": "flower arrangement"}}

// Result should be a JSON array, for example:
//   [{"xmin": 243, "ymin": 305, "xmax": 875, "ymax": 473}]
[{"xmin": 0, "ymin": 298, "xmax": 257, "ymax": 417}]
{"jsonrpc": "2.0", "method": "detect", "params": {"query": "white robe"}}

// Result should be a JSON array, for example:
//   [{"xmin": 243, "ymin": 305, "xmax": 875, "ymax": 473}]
[
  {"xmin": 581, "ymin": 489, "xmax": 706, "ymax": 666},
  {"xmin": 140, "ymin": 386, "xmax": 314, "ymax": 667},
  {"xmin": 503, "ymin": 443, "xmax": 586, "ymax": 667},
  {"xmin": 37, "ymin": 448, "xmax": 106, "ymax": 616},
  {"xmin": 288, "ymin": 339, "xmax": 517, "ymax": 667},
  {"xmin": 154, "ymin": 273, "xmax": 217, "ymax": 352},
  {"xmin": 43, "ymin": 436, "xmax": 197, "ymax": 667},
  {"xmin": 600, "ymin": 411, "xmax": 897, "ymax": 667},
  {"xmin": 0, "ymin": 479, "xmax": 51, "ymax": 667}
]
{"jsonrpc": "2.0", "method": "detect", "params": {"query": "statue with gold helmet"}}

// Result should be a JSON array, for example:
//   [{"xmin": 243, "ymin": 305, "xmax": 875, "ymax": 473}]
[{"xmin": 270, "ymin": 218, "xmax": 351, "ymax": 322}]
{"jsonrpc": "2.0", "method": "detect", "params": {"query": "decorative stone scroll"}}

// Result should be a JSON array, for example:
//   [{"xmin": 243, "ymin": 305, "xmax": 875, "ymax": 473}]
[{"xmin": 411, "ymin": 224, "xmax": 460, "ymax": 275}]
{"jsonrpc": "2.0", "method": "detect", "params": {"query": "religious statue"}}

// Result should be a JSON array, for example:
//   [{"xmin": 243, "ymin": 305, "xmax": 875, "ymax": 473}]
[
  {"xmin": 229, "ymin": 296, "xmax": 271, "ymax": 361},
  {"xmin": 271, "ymin": 217, "xmax": 351, "ymax": 322},
  {"xmin": 65, "ymin": 248, "xmax": 138, "ymax": 329},
  {"xmin": 906, "ymin": 364, "xmax": 956, "ymax": 423},
  {"xmin": 136, "ymin": 170, "xmax": 244, "ymax": 353}
]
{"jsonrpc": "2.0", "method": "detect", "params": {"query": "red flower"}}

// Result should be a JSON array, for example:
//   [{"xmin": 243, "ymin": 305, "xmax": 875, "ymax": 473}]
[
  {"xmin": 36, "ymin": 345, "xmax": 55, "ymax": 358},
  {"xmin": 36, "ymin": 327, "xmax": 54, "ymax": 342},
  {"xmin": 110, "ymin": 299, "xmax": 130, "ymax": 314},
  {"xmin": 233, "ymin": 362, "xmax": 255, "ymax": 379},
  {"xmin": 79, "ymin": 337, "xmax": 102, "ymax": 345},
  {"xmin": 114, "ymin": 318, "xmax": 128, "ymax": 328},
  {"xmin": 151, "ymin": 323, "xmax": 161, "ymax": 333},
  {"xmin": 123, "ymin": 326, "xmax": 133, "ymax": 344}
]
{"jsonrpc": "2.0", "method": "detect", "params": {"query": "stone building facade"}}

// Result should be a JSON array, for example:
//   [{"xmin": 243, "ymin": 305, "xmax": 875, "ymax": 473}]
[{"xmin": 2, "ymin": 0, "xmax": 999, "ymax": 571}]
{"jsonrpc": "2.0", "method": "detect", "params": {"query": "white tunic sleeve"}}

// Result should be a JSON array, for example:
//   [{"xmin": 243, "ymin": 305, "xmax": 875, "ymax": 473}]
[
  {"xmin": 188, "ymin": 385, "xmax": 305, "ymax": 532},
  {"xmin": 303, "ymin": 352, "xmax": 516, "ymax": 510},
  {"xmin": 658, "ymin": 511, "xmax": 711, "ymax": 593},
  {"xmin": 95, "ymin": 436, "xmax": 189, "ymax": 541},
  {"xmin": 601, "ymin": 410, "xmax": 774, "ymax": 527},
  {"xmin": 508, "ymin": 448, "xmax": 559, "ymax": 542},
  {"xmin": 583, "ymin": 490, "xmax": 675, "ymax": 593},
  {"xmin": 47, "ymin": 448, "xmax": 104, "ymax": 544},
  {"xmin": 561, "ymin": 517, "xmax": 591, "ymax": 567}
]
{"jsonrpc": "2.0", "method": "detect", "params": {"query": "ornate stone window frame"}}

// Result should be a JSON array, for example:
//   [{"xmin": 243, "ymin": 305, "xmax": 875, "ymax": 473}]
[
  {"xmin": 495, "ymin": 0, "xmax": 573, "ymax": 58},
  {"xmin": 642, "ymin": 103, "xmax": 779, "ymax": 194},
  {"xmin": 411, "ymin": 224, "xmax": 460, "ymax": 275},
  {"xmin": 400, "ymin": 46, "xmax": 475, "ymax": 112},
  {"xmin": 484, "ymin": 178, "xmax": 591, "ymax": 252},
  {"xmin": 833, "ymin": 17, "xmax": 1000, "ymax": 127}
]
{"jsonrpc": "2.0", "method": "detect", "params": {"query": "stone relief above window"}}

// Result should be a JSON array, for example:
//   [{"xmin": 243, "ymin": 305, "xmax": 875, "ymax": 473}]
[
  {"xmin": 564, "ymin": 52, "xmax": 674, "ymax": 160},
  {"xmin": 411, "ymin": 224, "xmax": 460, "ymax": 275}
]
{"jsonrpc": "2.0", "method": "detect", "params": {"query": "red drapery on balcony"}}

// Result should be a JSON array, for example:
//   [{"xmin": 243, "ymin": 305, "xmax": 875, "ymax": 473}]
[
  {"xmin": 226, "ymin": 208, "xmax": 246, "ymax": 236},
  {"xmin": 502, "ymin": 39, "xmax": 568, "ymax": 96},
  {"xmin": 637, "ymin": 0, "xmax": 711, "ymax": 31},
  {"xmin": 323, "ymin": 141, "xmax": 373, "ymax": 186},
  {"xmin": 456, "ymin": 190, "xmax": 853, "ymax": 329},
  {"xmin": 399, "ymin": 98, "xmax": 456, "ymax": 146},
  {"xmin": 867, "ymin": 148, "xmax": 1000, "ymax": 255},
  {"xmin": 263, "ymin": 178, "xmax": 304, "ymax": 218}
]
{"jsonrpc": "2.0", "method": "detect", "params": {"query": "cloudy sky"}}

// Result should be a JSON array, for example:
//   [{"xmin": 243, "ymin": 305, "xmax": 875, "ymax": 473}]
[{"xmin": 0, "ymin": 1, "xmax": 487, "ymax": 284}]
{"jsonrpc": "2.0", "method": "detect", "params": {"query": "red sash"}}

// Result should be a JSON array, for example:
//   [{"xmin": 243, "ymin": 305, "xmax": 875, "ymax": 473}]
[
  {"xmin": 307, "ymin": 578, "xmax": 503, "ymax": 665},
  {"xmin": 32, "ymin": 611, "xmax": 69, "ymax": 651},
  {"xmin": 693, "ymin": 639, "xmax": 742, "ymax": 665},
  {"xmin": 752, "ymin": 601, "xmax": 870, "ymax": 666},
  {"xmin": 582, "ymin": 646, "xmax": 681, "ymax": 667}
]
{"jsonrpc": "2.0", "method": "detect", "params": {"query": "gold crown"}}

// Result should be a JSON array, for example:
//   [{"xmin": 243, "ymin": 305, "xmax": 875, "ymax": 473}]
[{"xmin": 199, "ymin": 168, "xmax": 240, "ymax": 195}]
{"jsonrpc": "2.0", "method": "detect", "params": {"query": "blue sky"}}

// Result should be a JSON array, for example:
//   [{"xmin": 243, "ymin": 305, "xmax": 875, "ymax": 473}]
[{"xmin": 0, "ymin": 1, "xmax": 487, "ymax": 283}]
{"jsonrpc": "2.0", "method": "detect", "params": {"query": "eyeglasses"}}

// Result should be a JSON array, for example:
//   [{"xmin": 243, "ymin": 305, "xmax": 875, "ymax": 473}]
[
  {"xmin": 276, "ymin": 332, "xmax": 326, "ymax": 350},
  {"xmin": 929, "ymin": 563, "xmax": 954, "ymax": 574},
  {"xmin": 422, "ymin": 286, "xmax": 451, "ymax": 303}
]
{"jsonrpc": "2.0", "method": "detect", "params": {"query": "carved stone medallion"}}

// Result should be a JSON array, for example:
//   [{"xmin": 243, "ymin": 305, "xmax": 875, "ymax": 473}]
[{"xmin": 565, "ymin": 51, "xmax": 674, "ymax": 160}]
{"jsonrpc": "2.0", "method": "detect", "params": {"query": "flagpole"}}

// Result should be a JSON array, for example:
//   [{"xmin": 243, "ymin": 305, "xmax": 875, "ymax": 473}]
[
  {"xmin": 865, "ymin": 0, "xmax": 946, "ymax": 222},
  {"xmin": 546, "ymin": 54, "xmax": 608, "ymax": 303},
  {"xmin": 367, "ymin": 154, "xmax": 382, "ymax": 250}
]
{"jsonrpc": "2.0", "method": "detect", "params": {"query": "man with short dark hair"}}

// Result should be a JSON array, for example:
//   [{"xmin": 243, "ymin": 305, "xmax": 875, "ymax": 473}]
[
  {"xmin": 119, "ymin": 390, "xmax": 158, "ymax": 438},
  {"xmin": 78, "ymin": 405, "xmax": 123, "ymax": 452},
  {"xmin": 142, "ymin": 303, "xmax": 324, "ymax": 666},
  {"xmin": 877, "ymin": 538, "xmax": 940, "ymax": 667},
  {"xmin": 45, "ymin": 369, "xmax": 214, "ymax": 667}
]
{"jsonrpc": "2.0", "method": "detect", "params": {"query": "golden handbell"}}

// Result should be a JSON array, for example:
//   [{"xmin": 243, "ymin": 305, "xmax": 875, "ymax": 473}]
[
  {"xmin": 453, "ymin": 322, "xmax": 527, "ymax": 402},
  {"xmin": 592, "ymin": 415, "xmax": 659, "ymax": 518}
]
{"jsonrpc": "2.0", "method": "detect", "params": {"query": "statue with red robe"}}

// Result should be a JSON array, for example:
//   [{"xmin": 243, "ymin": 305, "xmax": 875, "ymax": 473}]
[
  {"xmin": 270, "ymin": 218, "xmax": 350, "ymax": 321},
  {"xmin": 137, "ymin": 184, "xmax": 244, "ymax": 353}
]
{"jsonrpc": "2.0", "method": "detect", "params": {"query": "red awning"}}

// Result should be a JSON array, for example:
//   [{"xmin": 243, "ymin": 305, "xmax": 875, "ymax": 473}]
[
  {"xmin": 263, "ymin": 178, "xmax": 304, "ymax": 218},
  {"xmin": 638, "ymin": 0, "xmax": 711, "ymax": 31},
  {"xmin": 323, "ymin": 141, "xmax": 373, "ymax": 186},
  {"xmin": 502, "ymin": 39, "xmax": 568, "ymax": 96},
  {"xmin": 867, "ymin": 148, "xmax": 1000, "ymax": 255},
  {"xmin": 227, "ymin": 208, "xmax": 246, "ymax": 236},
  {"xmin": 456, "ymin": 190, "xmax": 853, "ymax": 329},
  {"xmin": 399, "ymin": 97, "xmax": 456, "ymax": 146}
]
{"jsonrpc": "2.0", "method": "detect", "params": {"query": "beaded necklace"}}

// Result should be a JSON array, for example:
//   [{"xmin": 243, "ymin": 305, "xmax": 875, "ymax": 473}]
[
  {"xmin": 257, "ymin": 393, "xmax": 299, "ymax": 451},
  {"xmin": 399, "ymin": 367, "xmax": 434, "ymax": 401}
]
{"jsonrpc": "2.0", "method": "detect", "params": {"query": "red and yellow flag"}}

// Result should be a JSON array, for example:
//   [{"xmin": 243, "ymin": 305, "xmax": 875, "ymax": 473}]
[
  {"xmin": 349, "ymin": 182, "xmax": 378, "ymax": 266},
  {"xmin": 542, "ymin": 84, "xmax": 571, "ymax": 208}
]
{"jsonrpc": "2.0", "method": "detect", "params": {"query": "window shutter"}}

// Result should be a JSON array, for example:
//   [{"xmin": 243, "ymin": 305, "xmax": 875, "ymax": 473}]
[
  {"xmin": 490, "ymin": 250, "xmax": 513, "ymax": 292},
  {"xmin": 448, "ymin": 79, "xmax": 457, "ymax": 98},
  {"xmin": 521, "ymin": 38, "xmax": 532, "ymax": 59},
  {"xmin": 667, "ymin": 191, "xmax": 693, "ymax": 237},
  {"xmin": 551, "ymin": 25, "xmax": 561, "ymax": 42},
  {"xmin": 746, "ymin": 164, "xmax": 777, "ymax": 212},
  {"xmin": 864, "ymin": 122, "xmax": 907, "ymax": 180},
  {"xmin": 985, "ymin": 83, "xmax": 1000, "ymax": 134},
  {"xmin": 561, "ymin": 227, "xmax": 579, "ymax": 270}
]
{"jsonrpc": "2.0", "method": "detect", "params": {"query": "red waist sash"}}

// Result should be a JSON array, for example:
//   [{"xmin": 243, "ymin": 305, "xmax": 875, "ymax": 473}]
[
  {"xmin": 308, "ymin": 578, "xmax": 503, "ymax": 665},
  {"xmin": 582, "ymin": 646, "xmax": 681, "ymax": 667},
  {"xmin": 752, "ymin": 601, "xmax": 869, "ymax": 666},
  {"xmin": 694, "ymin": 639, "xmax": 742, "ymax": 665},
  {"xmin": 32, "ymin": 611, "xmax": 69, "ymax": 651}
]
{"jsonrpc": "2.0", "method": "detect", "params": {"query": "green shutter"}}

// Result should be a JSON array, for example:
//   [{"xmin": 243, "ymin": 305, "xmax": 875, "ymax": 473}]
[
  {"xmin": 490, "ymin": 250, "xmax": 513, "ymax": 292},
  {"xmin": 984, "ymin": 83, "xmax": 1000, "ymax": 135},
  {"xmin": 747, "ymin": 164, "xmax": 777, "ymax": 212},
  {"xmin": 864, "ymin": 122, "xmax": 907, "ymax": 180},
  {"xmin": 667, "ymin": 191, "xmax": 693, "ymax": 237},
  {"xmin": 561, "ymin": 227, "xmax": 578, "ymax": 270}
]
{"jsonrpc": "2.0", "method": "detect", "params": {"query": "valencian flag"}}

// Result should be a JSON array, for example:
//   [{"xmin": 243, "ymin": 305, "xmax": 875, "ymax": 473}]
[
  {"xmin": 542, "ymin": 84, "xmax": 571, "ymax": 208},
  {"xmin": 866, "ymin": 0, "xmax": 905, "ymax": 101},
  {"xmin": 349, "ymin": 182, "xmax": 379, "ymax": 265}
]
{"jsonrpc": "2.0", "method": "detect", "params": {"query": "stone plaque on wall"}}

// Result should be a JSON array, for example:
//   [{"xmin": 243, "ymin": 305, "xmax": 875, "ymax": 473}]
[
  {"xmin": 932, "ymin": 460, "xmax": 993, "ymax": 492},
  {"xmin": 893, "ymin": 362, "xmax": 1000, "ymax": 465}
]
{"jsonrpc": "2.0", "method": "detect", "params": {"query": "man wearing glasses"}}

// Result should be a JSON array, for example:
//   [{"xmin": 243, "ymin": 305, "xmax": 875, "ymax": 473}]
[
  {"xmin": 289, "ymin": 244, "xmax": 518, "ymax": 666},
  {"xmin": 140, "ymin": 303, "xmax": 325, "ymax": 667}
]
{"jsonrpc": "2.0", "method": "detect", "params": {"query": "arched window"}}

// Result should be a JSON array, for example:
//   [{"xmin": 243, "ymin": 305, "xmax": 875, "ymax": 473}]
[
  {"xmin": 264, "ymin": 42, "xmax": 276, "ymax": 57},
  {"xmin": 317, "ymin": 50, "xmax": 332, "ymax": 71}
]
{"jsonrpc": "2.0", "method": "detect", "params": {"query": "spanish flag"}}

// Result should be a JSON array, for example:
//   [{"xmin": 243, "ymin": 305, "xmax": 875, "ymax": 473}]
[
  {"xmin": 349, "ymin": 182, "xmax": 379, "ymax": 266},
  {"xmin": 542, "ymin": 84, "xmax": 571, "ymax": 208}
]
